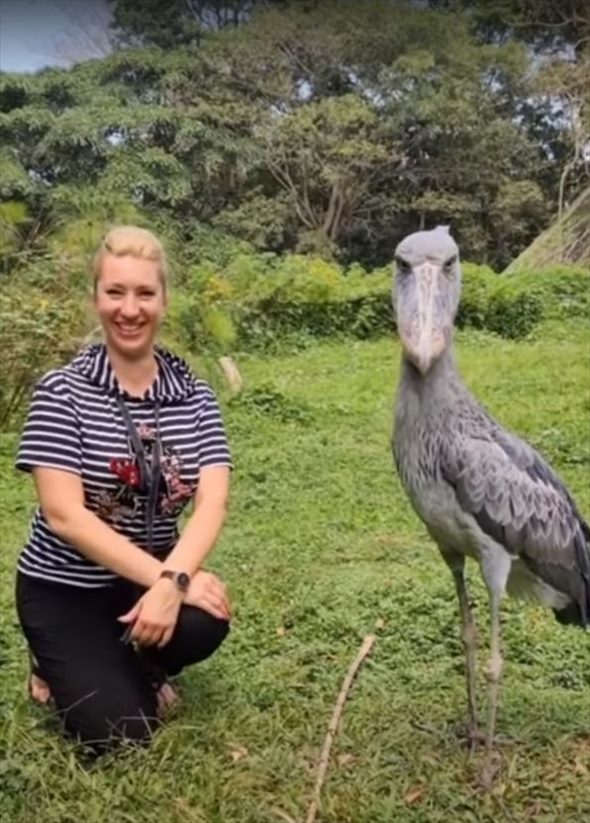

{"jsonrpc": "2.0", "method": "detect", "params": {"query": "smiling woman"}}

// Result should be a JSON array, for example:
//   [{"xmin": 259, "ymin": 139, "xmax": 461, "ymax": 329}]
[
  {"xmin": 92, "ymin": 227, "xmax": 168, "ymax": 385},
  {"xmin": 15, "ymin": 225, "xmax": 234, "ymax": 754}
]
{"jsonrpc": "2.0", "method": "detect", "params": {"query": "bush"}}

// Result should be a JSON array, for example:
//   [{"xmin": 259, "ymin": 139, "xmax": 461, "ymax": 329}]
[
  {"xmin": 177, "ymin": 255, "xmax": 559, "ymax": 351},
  {"xmin": 459, "ymin": 262, "xmax": 542, "ymax": 339},
  {"xmin": 485, "ymin": 287, "xmax": 542, "ymax": 339},
  {"xmin": 515, "ymin": 266, "xmax": 589, "ymax": 320},
  {"xmin": 0, "ymin": 281, "xmax": 89, "ymax": 428},
  {"xmin": 2, "ymin": 250, "xmax": 585, "ymax": 430},
  {"xmin": 459, "ymin": 263, "xmax": 589, "ymax": 338},
  {"xmin": 175, "ymin": 254, "xmax": 394, "ymax": 351}
]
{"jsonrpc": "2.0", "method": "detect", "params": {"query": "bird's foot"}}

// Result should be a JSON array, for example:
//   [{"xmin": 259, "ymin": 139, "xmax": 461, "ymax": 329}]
[
  {"xmin": 409, "ymin": 718, "xmax": 448, "ymax": 740},
  {"xmin": 453, "ymin": 721, "xmax": 518, "ymax": 752},
  {"xmin": 479, "ymin": 749, "xmax": 502, "ymax": 791},
  {"xmin": 452, "ymin": 721, "xmax": 486, "ymax": 752},
  {"xmin": 412, "ymin": 718, "xmax": 488, "ymax": 752}
]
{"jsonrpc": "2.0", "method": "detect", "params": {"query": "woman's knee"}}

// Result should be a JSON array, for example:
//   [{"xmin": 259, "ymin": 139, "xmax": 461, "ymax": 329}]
[
  {"xmin": 164, "ymin": 607, "xmax": 230, "ymax": 672},
  {"xmin": 186, "ymin": 606, "xmax": 229, "ymax": 653}
]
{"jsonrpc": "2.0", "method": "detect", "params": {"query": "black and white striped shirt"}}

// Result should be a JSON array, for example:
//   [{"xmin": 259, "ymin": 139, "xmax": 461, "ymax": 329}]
[{"xmin": 16, "ymin": 344, "xmax": 232, "ymax": 588}]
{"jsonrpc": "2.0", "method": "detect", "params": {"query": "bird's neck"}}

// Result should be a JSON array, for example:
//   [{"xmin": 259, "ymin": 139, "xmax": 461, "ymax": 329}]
[
  {"xmin": 394, "ymin": 345, "xmax": 462, "ymax": 496},
  {"xmin": 400, "ymin": 344, "xmax": 461, "ymax": 403}
]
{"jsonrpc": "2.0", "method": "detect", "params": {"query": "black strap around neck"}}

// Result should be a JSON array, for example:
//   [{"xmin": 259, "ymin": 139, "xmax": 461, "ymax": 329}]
[{"xmin": 116, "ymin": 396, "xmax": 161, "ymax": 553}]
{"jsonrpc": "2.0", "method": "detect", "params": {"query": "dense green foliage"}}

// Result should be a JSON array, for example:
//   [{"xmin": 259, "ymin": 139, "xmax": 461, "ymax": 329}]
[
  {"xmin": 1, "ymin": 0, "xmax": 588, "ymax": 270},
  {"xmin": 171, "ymin": 255, "xmax": 590, "ymax": 353},
  {"xmin": 1, "ymin": 236, "xmax": 588, "ymax": 427},
  {"xmin": 1, "ymin": 0, "xmax": 588, "ymax": 427},
  {"xmin": 2, "ymin": 320, "xmax": 589, "ymax": 822}
]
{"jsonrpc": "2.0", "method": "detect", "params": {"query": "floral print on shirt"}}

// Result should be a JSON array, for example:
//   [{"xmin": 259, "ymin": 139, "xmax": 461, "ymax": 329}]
[{"xmin": 94, "ymin": 423, "xmax": 194, "ymax": 522}]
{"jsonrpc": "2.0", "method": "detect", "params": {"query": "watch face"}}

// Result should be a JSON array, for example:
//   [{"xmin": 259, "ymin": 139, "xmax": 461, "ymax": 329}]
[{"xmin": 177, "ymin": 572, "xmax": 190, "ymax": 591}]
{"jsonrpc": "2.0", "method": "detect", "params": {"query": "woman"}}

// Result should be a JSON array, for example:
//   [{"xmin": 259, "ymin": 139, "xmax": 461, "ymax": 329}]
[{"xmin": 16, "ymin": 225, "xmax": 233, "ymax": 752}]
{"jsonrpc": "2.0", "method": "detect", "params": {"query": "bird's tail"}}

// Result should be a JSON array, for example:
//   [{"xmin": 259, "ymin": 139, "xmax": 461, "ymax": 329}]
[{"xmin": 553, "ymin": 519, "xmax": 590, "ymax": 629}]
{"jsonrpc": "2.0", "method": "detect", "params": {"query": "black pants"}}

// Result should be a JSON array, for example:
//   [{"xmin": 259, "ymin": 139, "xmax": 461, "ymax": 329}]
[{"xmin": 16, "ymin": 571, "xmax": 229, "ymax": 752}]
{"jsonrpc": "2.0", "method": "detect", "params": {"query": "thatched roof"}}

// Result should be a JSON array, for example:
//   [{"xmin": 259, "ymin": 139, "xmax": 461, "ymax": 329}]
[{"xmin": 504, "ymin": 186, "xmax": 590, "ymax": 273}]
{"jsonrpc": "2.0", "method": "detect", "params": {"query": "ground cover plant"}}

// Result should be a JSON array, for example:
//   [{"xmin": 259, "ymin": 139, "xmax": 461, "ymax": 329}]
[{"xmin": 1, "ymin": 317, "xmax": 589, "ymax": 823}]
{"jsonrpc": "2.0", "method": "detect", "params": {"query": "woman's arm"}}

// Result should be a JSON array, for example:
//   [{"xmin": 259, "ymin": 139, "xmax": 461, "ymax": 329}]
[
  {"xmin": 33, "ymin": 467, "xmax": 164, "ymax": 587},
  {"xmin": 164, "ymin": 465, "xmax": 230, "ymax": 576}
]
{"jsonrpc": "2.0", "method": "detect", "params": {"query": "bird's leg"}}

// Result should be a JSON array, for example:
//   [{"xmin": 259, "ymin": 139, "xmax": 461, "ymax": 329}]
[
  {"xmin": 478, "ymin": 548, "xmax": 511, "ymax": 788},
  {"xmin": 485, "ymin": 592, "xmax": 503, "ymax": 753},
  {"xmin": 479, "ymin": 588, "xmax": 506, "ymax": 790},
  {"xmin": 451, "ymin": 568, "xmax": 480, "ymax": 748}
]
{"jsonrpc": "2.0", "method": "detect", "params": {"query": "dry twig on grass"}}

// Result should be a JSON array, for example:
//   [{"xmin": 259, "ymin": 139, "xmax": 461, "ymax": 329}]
[{"xmin": 305, "ymin": 633, "xmax": 377, "ymax": 823}]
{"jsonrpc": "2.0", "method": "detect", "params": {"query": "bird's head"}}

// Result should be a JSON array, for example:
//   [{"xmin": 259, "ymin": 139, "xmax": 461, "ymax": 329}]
[{"xmin": 392, "ymin": 226, "xmax": 461, "ymax": 376}]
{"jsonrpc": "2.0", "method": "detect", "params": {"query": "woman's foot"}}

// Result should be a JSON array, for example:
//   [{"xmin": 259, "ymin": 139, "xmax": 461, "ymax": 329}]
[
  {"xmin": 155, "ymin": 681, "xmax": 180, "ymax": 718},
  {"xmin": 28, "ymin": 655, "xmax": 179, "ymax": 717},
  {"xmin": 29, "ymin": 672, "xmax": 52, "ymax": 705}
]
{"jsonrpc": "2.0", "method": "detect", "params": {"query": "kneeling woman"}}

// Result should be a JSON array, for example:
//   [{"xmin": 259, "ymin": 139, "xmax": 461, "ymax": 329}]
[{"xmin": 16, "ymin": 226, "xmax": 232, "ymax": 752}]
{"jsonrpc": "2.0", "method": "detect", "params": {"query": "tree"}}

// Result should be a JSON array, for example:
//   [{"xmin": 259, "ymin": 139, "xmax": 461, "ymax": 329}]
[
  {"xmin": 0, "ymin": 0, "xmax": 579, "ymax": 269},
  {"xmin": 109, "ymin": 0, "xmax": 266, "ymax": 48},
  {"xmin": 433, "ymin": 0, "xmax": 590, "ymax": 210},
  {"xmin": 446, "ymin": 0, "xmax": 589, "ymax": 55},
  {"xmin": 52, "ymin": 0, "xmax": 115, "ymax": 65},
  {"xmin": 258, "ymin": 94, "xmax": 396, "ymax": 257}
]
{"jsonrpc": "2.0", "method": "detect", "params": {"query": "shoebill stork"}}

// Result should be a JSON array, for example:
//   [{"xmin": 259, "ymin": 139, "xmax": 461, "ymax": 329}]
[{"xmin": 392, "ymin": 226, "xmax": 590, "ymax": 761}]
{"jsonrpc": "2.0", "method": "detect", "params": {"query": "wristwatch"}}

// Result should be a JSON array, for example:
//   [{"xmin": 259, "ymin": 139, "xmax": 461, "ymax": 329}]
[{"xmin": 159, "ymin": 570, "xmax": 190, "ymax": 593}]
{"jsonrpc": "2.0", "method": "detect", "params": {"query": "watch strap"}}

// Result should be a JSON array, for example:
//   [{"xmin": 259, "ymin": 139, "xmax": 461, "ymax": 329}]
[{"xmin": 159, "ymin": 570, "xmax": 190, "ymax": 593}]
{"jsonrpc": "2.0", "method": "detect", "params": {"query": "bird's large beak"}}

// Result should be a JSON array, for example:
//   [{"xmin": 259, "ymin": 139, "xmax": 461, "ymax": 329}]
[{"xmin": 397, "ymin": 262, "xmax": 449, "ymax": 375}]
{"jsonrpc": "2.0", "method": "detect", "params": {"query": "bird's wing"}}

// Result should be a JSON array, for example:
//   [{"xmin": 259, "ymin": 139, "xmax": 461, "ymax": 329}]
[{"xmin": 441, "ymin": 424, "xmax": 590, "ymax": 608}]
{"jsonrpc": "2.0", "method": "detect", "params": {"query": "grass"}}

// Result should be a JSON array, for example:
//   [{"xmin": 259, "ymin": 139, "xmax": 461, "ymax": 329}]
[{"xmin": 1, "ymin": 320, "xmax": 589, "ymax": 823}]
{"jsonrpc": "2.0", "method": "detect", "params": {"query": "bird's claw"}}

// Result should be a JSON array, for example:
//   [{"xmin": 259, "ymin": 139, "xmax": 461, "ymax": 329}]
[
  {"xmin": 453, "ymin": 721, "xmax": 486, "ymax": 752},
  {"xmin": 479, "ymin": 750, "xmax": 502, "ymax": 790}
]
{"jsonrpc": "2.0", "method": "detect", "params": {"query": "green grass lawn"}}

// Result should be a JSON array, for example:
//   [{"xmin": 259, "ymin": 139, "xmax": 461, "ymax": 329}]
[{"xmin": 1, "ymin": 321, "xmax": 589, "ymax": 823}]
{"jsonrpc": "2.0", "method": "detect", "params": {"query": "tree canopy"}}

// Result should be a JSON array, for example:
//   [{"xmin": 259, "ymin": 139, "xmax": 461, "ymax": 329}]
[
  {"xmin": 1, "ymin": 0, "xmax": 588, "ymax": 428},
  {"xmin": 1, "ymin": 0, "xmax": 587, "ymax": 273}
]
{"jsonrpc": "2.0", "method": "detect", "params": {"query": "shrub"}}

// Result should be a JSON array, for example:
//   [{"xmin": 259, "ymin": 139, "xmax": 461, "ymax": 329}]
[
  {"xmin": 515, "ymin": 267, "xmax": 589, "ymax": 320},
  {"xmin": 2, "ymin": 250, "xmax": 585, "ymax": 429},
  {"xmin": 173, "ymin": 254, "xmax": 393, "ymax": 351},
  {"xmin": 459, "ymin": 262, "xmax": 542, "ymax": 339},
  {"xmin": 484, "ymin": 287, "xmax": 542, "ymax": 339},
  {"xmin": 182, "ymin": 255, "xmax": 553, "ymax": 349},
  {"xmin": 0, "ymin": 282, "xmax": 89, "ymax": 428},
  {"xmin": 459, "ymin": 262, "xmax": 588, "ymax": 338}
]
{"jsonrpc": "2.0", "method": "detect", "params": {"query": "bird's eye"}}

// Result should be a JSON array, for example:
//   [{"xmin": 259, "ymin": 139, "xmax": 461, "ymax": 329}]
[
  {"xmin": 395, "ymin": 256, "xmax": 411, "ymax": 275},
  {"xmin": 443, "ymin": 255, "xmax": 457, "ymax": 273}
]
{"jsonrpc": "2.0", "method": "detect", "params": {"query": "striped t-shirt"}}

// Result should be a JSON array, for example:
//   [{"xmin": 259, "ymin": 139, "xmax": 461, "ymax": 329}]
[{"xmin": 16, "ymin": 344, "xmax": 232, "ymax": 588}]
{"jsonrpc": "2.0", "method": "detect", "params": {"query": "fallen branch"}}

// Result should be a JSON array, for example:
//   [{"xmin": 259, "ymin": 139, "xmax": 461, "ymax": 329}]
[{"xmin": 305, "ymin": 633, "xmax": 377, "ymax": 823}]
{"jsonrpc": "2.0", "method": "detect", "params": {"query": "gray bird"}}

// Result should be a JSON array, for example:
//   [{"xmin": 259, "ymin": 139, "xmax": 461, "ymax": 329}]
[{"xmin": 391, "ymin": 226, "xmax": 589, "ymax": 771}]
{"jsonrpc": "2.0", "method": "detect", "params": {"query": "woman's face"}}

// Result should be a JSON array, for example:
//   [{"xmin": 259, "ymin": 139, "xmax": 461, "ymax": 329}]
[{"xmin": 94, "ymin": 253, "xmax": 167, "ymax": 359}]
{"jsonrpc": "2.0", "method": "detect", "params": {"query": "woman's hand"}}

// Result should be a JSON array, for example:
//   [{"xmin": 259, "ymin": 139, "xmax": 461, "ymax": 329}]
[
  {"xmin": 118, "ymin": 578, "xmax": 183, "ymax": 648},
  {"xmin": 184, "ymin": 570, "xmax": 231, "ymax": 621}
]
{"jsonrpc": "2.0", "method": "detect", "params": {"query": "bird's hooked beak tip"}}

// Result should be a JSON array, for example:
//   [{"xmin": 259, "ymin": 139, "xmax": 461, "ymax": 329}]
[
  {"xmin": 399, "ymin": 328, "xmax": 447, "ymax": 375},
  {"xmin": 404, "ymin": 347, "xmax": 436, "ymax": 376},
  {"xmin": 414, "ymin": 353, "xmax": 434, "ymax": 376}
]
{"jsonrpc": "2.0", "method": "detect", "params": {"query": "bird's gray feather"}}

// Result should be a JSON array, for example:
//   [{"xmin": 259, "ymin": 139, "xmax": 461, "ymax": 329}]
[{"xmin": 440, "ymin": 402, "xmax": 590, "ymax": 623}]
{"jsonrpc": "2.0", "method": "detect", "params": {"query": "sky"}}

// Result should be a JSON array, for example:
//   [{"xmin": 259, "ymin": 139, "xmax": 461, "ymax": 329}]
[{"xmin": 0, "ymin": 0, "xmax": 111, "ymax": 73}]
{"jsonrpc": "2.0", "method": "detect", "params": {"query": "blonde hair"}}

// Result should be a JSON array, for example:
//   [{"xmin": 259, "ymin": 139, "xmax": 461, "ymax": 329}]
[{"xmin": 92, "ymin": 226, "xmax": 169, "ymax": 293}]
